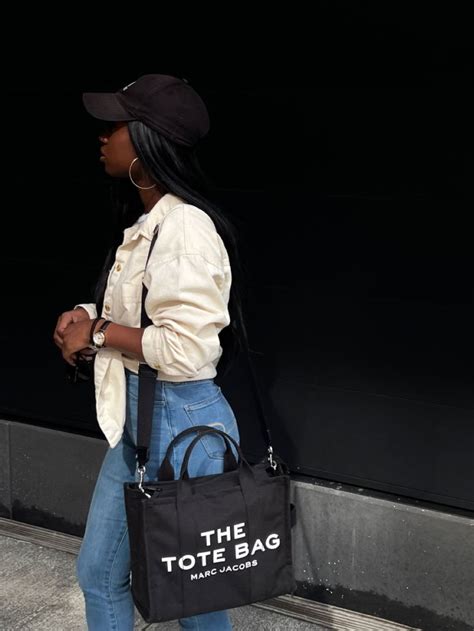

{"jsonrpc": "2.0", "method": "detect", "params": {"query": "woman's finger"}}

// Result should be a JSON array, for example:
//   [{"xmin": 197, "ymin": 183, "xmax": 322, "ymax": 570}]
[{"xmin": 63, "ymin": 350, "xmax": 77, "ymax": 366}]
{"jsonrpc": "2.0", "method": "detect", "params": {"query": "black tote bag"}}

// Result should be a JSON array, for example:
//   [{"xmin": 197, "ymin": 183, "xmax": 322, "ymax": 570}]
[
  {"xmin": 124, "ymin": 425, "xmax": 295, "ymax": 622},
  {"xmin": 123, "ymin": 223, "xmax": 296, "ymax": 622}
]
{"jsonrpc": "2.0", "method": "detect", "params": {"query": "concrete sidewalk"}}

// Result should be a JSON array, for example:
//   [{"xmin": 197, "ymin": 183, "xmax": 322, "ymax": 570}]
[{"xmin": 0, "ymin": 534, "xmax": 327, "ymax": 630}]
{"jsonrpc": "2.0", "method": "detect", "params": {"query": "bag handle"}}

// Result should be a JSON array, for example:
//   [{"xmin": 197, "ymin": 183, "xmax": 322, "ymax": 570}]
[
  {"xmin": 157, "ymin": 425, "xmax": 238, "ymax": 481},
  {"xmin": 178, "ymin": 427, "xmax": 249, "ymax": 480},
  {"xmin": 176, "ymin": 428, "xmax": 257, "ymax": 504}
]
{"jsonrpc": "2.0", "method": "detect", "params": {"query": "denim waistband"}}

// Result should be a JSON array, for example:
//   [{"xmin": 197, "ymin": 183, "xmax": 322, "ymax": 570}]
[{"xmin": 124, "ymin": 367, "xmax": 215, "ymax": 386}]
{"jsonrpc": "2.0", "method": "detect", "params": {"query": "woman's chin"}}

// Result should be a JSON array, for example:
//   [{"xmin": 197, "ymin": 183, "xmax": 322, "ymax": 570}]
[
  {"xmin": 100, "ymin": 158, "xmax": 127, "ymax": 179},
  {"xmin": 102, "ymin": 163, "xmax": 120, "ymax": 177}
]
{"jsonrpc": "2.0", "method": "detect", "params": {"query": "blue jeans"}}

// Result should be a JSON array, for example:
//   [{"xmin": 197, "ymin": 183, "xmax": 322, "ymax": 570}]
[{"xmin": 77, "ymin": 370, "xmax": 240, "ymax": 630}]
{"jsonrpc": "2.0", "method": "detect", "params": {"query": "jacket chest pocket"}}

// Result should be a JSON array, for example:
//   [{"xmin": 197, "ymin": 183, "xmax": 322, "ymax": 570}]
[{"xmin": 115, "ymin": 281, "xmax": 142, "ymax": 322}]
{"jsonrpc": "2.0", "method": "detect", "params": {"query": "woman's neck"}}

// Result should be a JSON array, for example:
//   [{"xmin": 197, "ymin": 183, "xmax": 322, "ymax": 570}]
[{"xmin": 139, "ymin": 189, "xmax": 164, "ymax": 213}]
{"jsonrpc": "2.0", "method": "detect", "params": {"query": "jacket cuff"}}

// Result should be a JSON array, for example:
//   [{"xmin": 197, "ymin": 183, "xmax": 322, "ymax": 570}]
[
  {"xmin": 141, "ymin": 325, "xmax": 163, "ymax": 370},
  {"xmin": 74, "ymin": 303, "xmax": 98, "ymax": 319}
]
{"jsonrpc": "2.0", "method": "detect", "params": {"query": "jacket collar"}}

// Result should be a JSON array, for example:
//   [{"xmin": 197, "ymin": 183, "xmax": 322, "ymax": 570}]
[{"xmin": 123, "ymin": 193, "xmax": 184, "ymax": 243}]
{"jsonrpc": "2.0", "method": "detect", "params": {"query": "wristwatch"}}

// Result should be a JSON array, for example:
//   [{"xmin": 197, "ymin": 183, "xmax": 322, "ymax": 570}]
[{"xmin": 90, "ymin": 320, "xmax": 112, "ymax": 351}]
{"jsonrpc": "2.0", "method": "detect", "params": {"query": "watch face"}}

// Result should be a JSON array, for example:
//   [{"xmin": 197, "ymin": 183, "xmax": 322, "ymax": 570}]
[{"xmin": 93, "ymin": 331, "xmax": 106, "ymax": 348}]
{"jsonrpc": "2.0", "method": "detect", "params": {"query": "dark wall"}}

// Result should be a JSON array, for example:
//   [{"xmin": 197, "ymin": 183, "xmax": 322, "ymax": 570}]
[{"xmin": 1, "ymin": 4, "xmax": 472, "ymax": 510}]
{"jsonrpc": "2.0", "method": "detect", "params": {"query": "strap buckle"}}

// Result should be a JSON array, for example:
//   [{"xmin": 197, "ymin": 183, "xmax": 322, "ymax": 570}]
[
  {"xmin": 137, "ymin": 464, "xmax": 151, "ymax": 498},
  {"xmin": 267, "ymin": 445, "xmax": 278, "ymax": 471}
]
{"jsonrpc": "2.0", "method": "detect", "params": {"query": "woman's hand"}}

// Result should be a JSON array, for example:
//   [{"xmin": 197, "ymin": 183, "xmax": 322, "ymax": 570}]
[
  {"xmin": 54, "ymin": 308, "xmax": 90, "ymax": 350},
  {"xmin": 61, "ymin": 319, "xmax": 94, "ymax": 366}
]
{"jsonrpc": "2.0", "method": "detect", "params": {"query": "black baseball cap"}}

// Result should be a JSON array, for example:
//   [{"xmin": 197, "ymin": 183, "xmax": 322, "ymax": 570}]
[{"xmin": 82, "ymin": 74, "xmax": 210, "ymax": 147}]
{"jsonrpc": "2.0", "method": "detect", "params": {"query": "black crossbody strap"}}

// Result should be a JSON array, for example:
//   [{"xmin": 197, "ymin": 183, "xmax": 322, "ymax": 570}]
[
  {"xmin": 135, "ymin": 223, "xmax": 273, "ymax": 471},
  {"xmin": 136, "ymin": 225, "xmax": 160, "ymax": 469}
]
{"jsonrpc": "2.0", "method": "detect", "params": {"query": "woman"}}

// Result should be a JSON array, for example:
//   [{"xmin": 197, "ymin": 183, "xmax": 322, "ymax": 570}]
[{"xmin": 53, "ymin": 74, "xmax": 246, "ymax": 630}]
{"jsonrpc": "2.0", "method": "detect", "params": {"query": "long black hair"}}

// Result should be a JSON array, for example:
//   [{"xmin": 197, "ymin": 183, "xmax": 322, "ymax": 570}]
[{"xmin": 94, "ymin": 120, "xmax": 249, "ymax": 377}]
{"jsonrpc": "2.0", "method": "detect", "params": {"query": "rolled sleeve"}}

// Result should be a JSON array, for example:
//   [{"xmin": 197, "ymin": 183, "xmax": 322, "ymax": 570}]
[
  {"xmin": 74, "ymin": 303, "xmax": 98, "ymax": 319},
  {"xmin": 141, "ymin": 254, "xmax": 230, "ymax": 376}
]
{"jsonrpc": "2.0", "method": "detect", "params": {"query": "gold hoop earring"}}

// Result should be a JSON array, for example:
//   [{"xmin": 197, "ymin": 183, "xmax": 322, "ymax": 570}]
[{"xmin": 128, "ymin": 157, "xmax": 156, "ymax": 190}]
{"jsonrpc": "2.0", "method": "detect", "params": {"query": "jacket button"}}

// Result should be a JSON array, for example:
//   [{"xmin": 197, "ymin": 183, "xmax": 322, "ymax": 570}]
[
  {"xmin": 104, "ymin": 304, "xmax": 111, "ymax": 313},
  {"xmin": 116, "ymin": 264, "xmax": 122, "ymax": 272}
]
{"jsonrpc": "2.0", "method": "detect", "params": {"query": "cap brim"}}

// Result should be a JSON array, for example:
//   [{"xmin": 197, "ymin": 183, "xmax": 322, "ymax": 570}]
[{"xmin": 82, "ymin": 92, "xmax": 134, "ymax": 121}]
